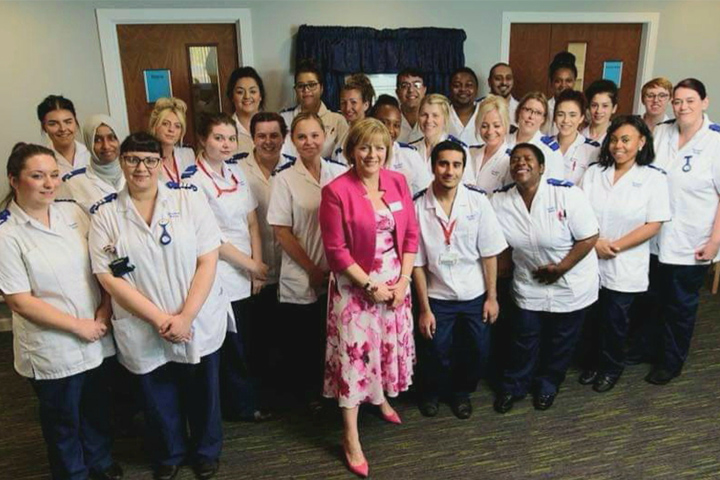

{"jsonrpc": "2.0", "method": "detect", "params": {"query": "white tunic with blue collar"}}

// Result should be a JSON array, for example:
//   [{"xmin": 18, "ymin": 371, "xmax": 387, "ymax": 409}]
[
  {"xmin": 266, "ymin": 157, "xmax": 347, "ymax": 304},
  {"xmin": 59, "ymin": 163, "xmax": 126, "ymax": 213},
  {"xmin": 506, "ymin": 130, "xmax": 564, "ymax": 181},
  {"xmin": 88, "ymin": 183, "xmax": 230, "ymax": 374},
  {"xmin": 652, "ymin": 116, "xmax": 720, "ymax": 265},
  {"xmin": 468, "ymin": 141, "xmax": 512, "ymax": 193},
  {"xmin": 409, "ymin": 133, "xmax": 476, "ymax": 184},
  {"xmin": 0, "ymin": 200, "xmax": 115, "ymax": 379},
  {"xmin": 554, "ymin": 133, "xmax": 601, "ymax": 184},
  {"xmin": 491, "ymin": 179, "xmax": 599, "ymax": 312},
  {"xmin": 448, "ymin": 102, "xmax": 482, "ymax": 146}
]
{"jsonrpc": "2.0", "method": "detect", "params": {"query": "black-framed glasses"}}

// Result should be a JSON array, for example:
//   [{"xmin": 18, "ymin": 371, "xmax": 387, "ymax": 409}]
[
  {"xmin": 122, "ymin": 155, "xmax": 161, "ymax": 169},
  {"xmin": 644, "ymin": 92, "xmax": 670, "ymax": 101},
  {"xmin": 398, "ymin": 80, "xmax": 423, "ymax": 91},
  {"xmin": 295, "ymin": 81, "xmax": 320, "ymax": 92}
]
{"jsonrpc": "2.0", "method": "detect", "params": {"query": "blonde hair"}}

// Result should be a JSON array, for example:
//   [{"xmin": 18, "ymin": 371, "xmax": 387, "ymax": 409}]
[
  {"xmin": 516, "ymin": 91, "xmax": 549, "ymax": 127},
  {"xmin": 475, "ymin": 94, "xmax": 510, "ymax": 136},
  {"xmin": 642, "ymin": 77, "xmax": 673, "ymax": 97},
  {"xmin": 419, "ymin": 94, "xmax": 451, "ymax": 134},
  {"xmin": 148, "ymin": 97, "xmax": 188, "ymax": 143},
  {"xmin": 290, "ymin": 112, "xmax": 325, "ymax": 137},
  {"xmin": 344, "ymin": 118, "xmax": 392, "ymax": 166}
]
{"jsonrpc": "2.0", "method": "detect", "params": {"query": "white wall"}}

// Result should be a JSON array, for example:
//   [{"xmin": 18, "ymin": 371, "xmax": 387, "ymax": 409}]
[{"xmin": 2, "ymin": 0, "xmax": 719, "ymax": 201}]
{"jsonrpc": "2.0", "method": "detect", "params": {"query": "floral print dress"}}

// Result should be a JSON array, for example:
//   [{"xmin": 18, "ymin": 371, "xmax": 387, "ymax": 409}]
[{"xmin": 323, "ymin": 208, "xmax": 415, "ymax": 408}]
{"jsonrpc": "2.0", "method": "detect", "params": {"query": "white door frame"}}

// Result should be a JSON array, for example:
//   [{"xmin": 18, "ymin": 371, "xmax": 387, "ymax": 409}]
[
  {"xmin": 500, "ymin": 12, "xmax": 660, "ymax": 113},
  {"xmin": 96, "ymin": 8, "xmax": 254, "ymax": 137}
]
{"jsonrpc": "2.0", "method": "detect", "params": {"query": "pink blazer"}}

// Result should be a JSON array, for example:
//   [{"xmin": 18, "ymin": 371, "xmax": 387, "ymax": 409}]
[{"xmin": 320, "ymin": 168, "xmax": 419, "ymax": 275}]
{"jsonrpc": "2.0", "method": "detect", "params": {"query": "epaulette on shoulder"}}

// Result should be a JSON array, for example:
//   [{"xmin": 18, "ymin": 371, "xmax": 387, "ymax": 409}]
[
  {"xmin": 468, "ymin": 144, "xmax": 484, "ymax": 150},
  {"xmin": 474, "ymin": 96, "xmax": 486, "ymax": 105},
  {"xmin": 413, "ymin": 188, "xmax": 428, "ymax": 201},
  {"xmin": 541, "ymin": 135, "xmax": 560, "ymax": 151},
  {"xmin": 226, "ymin": 152, "xmax": 249, "ymax": 164},
  {"xmin": 505, "ymin": 148, "xmax": 513, "ymax": 156},
  {"xmin": 464, "ymin": 184, "xmax": 487, "ymax": 195},
  {"xmin": 660, "ymin": 118, "xmax": 676, "ymax": 126},
  {"xmin": 62, "ymin": 167, "xmax": 86, "ymax": 182},
  {"xmin": 709, "ymin": 123, "xmax": 720, "ymax": 133},
  {"xmin": 447, "ymin": 135, "xmax": 468, "ymax": 148},
  {"xmin": 494, "ymin": 182, "xmax": 516, "ymax": 194},
  {"xmin": 334, "ymin": 146, "xmax": 343, "ymax": 156},
  {"xmin": 180, "ymin": 165, "xmax": 197, "ymax": 179},
  {"xmin": 587, "ymin": 161, "xmax": 599, "ymax": 169},
  {"xmin": 509, "ymin": 125, "xmax": 518, "ymax": 134},
  {"xmin": 280, "ymin": 105, "xmax": 296, "ymax": 114},
  {"xmin": 90, "ymin": 193, "xmax": 118, "ymax": 214},
  {"xmin": 272, "ymin": 158, "xmax": 296, "ymax": 176},
  {"xmin": 584, "ymin": 138, "xmax": 601, "ymax": 148},
  {"xmin": 323, "ymin": 157, "xmax": 345, "ymax": 167},
  {"xmin": 408, "ymin": 137, "xmax": 424, "ymax": 146},
  {"xmin": 647, "ymin": 164, "xmax": 668, "ymax": 175},
  {"xmin": 54, "ymin": 199, "xmax": 76, "ymax": 203},
  {"xmin": 0, "ymin": 209, "xmax": 10, "ymax": 227},
  {"xmin": 547, "ymin": 178, "xmax": 574, "ymax": 187},
  {"xmin": 166, "ymin": 182, "xmax": 198, "ymax": 192},
  {"xmin": 282, "ymin": 153, "xmax": 296, "ymax": 162},
  {"xmin": 397, "ymin": 142, "xmax": 417, "ymax": 151}
]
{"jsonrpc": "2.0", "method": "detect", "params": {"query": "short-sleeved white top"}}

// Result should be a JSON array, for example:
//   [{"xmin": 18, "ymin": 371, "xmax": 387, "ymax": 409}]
[
  {"xmin": 581, "ymin": 163, "xmax": 671, "ymax": 292},
  {"xmin": 239, "ymin": 151, "xmax": 295, "ymax": 285},
  {"xmin": 580, "ymin": 126, "xmax": 607, "ymax": 147},
  {"xmin": 409, "ymin": 134, "xmax": 476, "ymax": 184},
  {"xmin": 554, "ymin": 133, "xmax": 601, "ymax": 184},
  {"xmin": 182, "ymin": 155, "xmax": 258, "ymax": 301},
  {"xmin": 448, "ymin": 102, "xmax": 482, "ymax": 146},
  {"xmin": 266, "ymin": 158, "xmax": 347, "ymax": 304},
  {"xmin": 280, "ymin": 102, "xmax": 349, "ymax": 159},
  {"xmin": 491, "ymin": 179, "xmax": 600, "ymax": 312},
  {"xmin": 468, "ymin": 141, "xmax": 513, "ymax": 193},
  {"xmin": 398, "ymin": 111, "xmax": 424, "ymax": 145},
  {"xmin": 506, "ymin": 130, "xmax": 565, "ymax": 181},
  {"xmin": 232, "ymin": 113, "xmax": 255, "ymax": 156},
  {"xmin": 59, "ymin": 163, "xmax": 125, "ymax": 213},
  {"xmin": 0, "ymin": 200, "xmax": 115, "ymax": 380},
  {"xmin": 414, "ymin": 184, "xmax": 508, "ymax": 301},
  {"xmin": 88, "ymin": 183, "xmax": 229, "ymax": 374},
  {"xmin": 50, "ymin": 140, "xmax": 91, "ymax": 177},
  {"xmin": 159, "ymin": 146, "xmax": 195, "ymax": 184},
  {"xmin": 652, "ymin": 116, "xmax": 720, "ymax": 265}
]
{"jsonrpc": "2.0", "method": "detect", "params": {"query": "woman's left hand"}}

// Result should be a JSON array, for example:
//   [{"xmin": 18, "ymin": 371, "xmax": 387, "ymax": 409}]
[
  {"xmin": 159, "ymin": 314, "xmax": 193, "ymax": 343},
  {"xmin": 388, "ymin": 276, "xmax": 410, "ymax": 308},
  {"xmin": 695, "ymin": 240, "xmax": 720, "ymax": 261},
  {"xmin": 252, "ymin": 275, "xmax": 266, "ymax": 295},
  {"xmin": 532, "ymin": 263, "xmax": 566, "ymax": 285}
]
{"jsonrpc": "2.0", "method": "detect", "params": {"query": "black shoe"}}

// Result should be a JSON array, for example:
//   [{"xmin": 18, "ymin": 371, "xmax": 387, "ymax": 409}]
[
  {"xmin": 493, "ymin": 392, "xmax": 524, "ymax": 414},
  {"xmin": 419, "ymin": 399, "xmax": 439, "ymax": 417},
  {"xmin": 194, "ymin": 460, "xmax": 219, "ymax": 480},
  {"xmin": 533, "ymin": 393, "xmax": 556, "ymax": 411},
  {"xmin": 624, "ymin": 352, "xmax": 645, "ymax": 366},
  {"xmin": 592, "ymin": 374, "xmax": 618, "ymax": 393},
  {"xmin": 645, "ymin": 367, "xmax": 679, "ymax": 385},
  {"xmin": 153, "ymin": 465, "xmax": 179, "ymax": 480},
  {"xmin": 578, "ymin": 370, "xmax": 598, "ymax": 385},
  {"xmin": 90, "ymin": 463, "xmax": 124, "ymax": 480},
  {"xmin": 450, "ymin": 398, "xmax": 473, "ymax": 420}
]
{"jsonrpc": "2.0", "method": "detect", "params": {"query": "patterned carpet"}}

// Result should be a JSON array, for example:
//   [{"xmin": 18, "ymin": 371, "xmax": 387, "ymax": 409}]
[{"xmin": 0, "ymin": 289, "xmax": 718, "ymax": 480}]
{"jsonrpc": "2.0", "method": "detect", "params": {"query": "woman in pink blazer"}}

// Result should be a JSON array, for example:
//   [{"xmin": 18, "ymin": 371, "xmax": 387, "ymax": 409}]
[{"xmin": 319, "ymin": 118, "xmax": 418, "ymax": 478}]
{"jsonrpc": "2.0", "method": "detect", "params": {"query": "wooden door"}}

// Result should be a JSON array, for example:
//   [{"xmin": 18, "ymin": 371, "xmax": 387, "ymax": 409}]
[
  {"xmin": 117, "ymin": 24, "xmax": 239, "ymax": 146},
  {"xmin": 509, "ymin": 23, "xmax": 642, "ymax": 114}
]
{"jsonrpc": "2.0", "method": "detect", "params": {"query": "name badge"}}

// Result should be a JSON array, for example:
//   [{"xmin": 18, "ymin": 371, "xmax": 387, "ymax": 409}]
[
  {"xmin": 439, "ymin": 250, "xmax": 459, "ymax": 266},
  {"xmin": 388, "ymin": 201, "xmax": 403, "ymax": 212}
]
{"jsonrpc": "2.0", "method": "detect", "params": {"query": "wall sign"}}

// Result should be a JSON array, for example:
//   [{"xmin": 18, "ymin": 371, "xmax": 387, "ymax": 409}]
[
  {"xmin": 602, "ymin": 61, "xmax": 623, "ymax": 88},
  {"xmin": 144, "ymin": 69, "xmax": 172, "ymax": 103}
]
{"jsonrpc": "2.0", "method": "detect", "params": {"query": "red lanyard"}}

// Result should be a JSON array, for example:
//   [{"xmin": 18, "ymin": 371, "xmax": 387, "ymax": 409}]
[
  {"xmin": 163, "ymin": 158, "xmax": 180, "ymax": 184},
  {"xmin": 438, "ymin": 218, "xmax": 457, "ymax": 247},
  {"xmin": 197, "ymin": 160, "xmax": 239, "ymax": 197}
]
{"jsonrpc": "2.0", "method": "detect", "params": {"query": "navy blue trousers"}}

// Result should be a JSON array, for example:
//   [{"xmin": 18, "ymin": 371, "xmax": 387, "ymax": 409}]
[
  {"xmin": 30, "ymin": 360, "xmax": 114, "ymax": 480},
  {"xmin": 628, "ymin": 254, "xmax": 662, "ymax": 362},
  {"xmin": 597, "ymin": 288, "xmax": 637, "ymax": 378},
  {"xmin": 656, "ymin": 262, "xmax": 709, "ymax": 374},
  {"xmin": 220, "ymin": 298, "xmax": 259, "ymax": 419},
  {"xmin": 249, "ymin": 284, "xmax": 283, "ymax": 399},
  {"xmin": 502, "ymin": 307, "xmax": 587, "ymax": 396},
  {"xmin": 280, "ymin": 297, "xmax": 327, "ymax": 402},
  {"xmin": 138, "ymin": 351, "xmax": 222, "ymax": 466},
  {"xmin": 419, "ymin": 295, "xmax": 490, "ymax": 401}
]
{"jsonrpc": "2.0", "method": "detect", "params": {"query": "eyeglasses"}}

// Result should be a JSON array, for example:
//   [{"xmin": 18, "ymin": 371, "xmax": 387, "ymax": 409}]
[
  {"xmin": 122, "ymin": 155, "xmax": 161, "ymax": 169},
  {"xmin": 644, "ymin": 93, "xmax": 670, "ymax": 101},
  {"xmin": 295, "ymin": 82, "xmax": 320, "ymax": 92},
  {"xmin": 398, "ymin": 81, "xmax": 424, "ymax": 91},
  {"xmin": 521, "ymin": 107, "xmax": 545, "ymax": 118}
]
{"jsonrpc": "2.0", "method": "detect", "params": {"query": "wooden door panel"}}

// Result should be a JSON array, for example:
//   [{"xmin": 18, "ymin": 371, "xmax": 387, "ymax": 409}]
[
  {"xmin": 510, "ymin": 23, "xmax": 642, "ymax": 115},
  {"xmin": 509, "ymin": 24, "xmax": 553, "ymax": 102},
  {"xmin": 117, "ymin": 24, "xmax": 239, "ymax": 146},
  {"xmin": 550, "ymin": 23, "xmax": 642, "ymax": 114}
]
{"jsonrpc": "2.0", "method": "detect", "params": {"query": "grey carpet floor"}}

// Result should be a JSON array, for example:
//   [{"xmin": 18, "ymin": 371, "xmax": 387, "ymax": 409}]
[{"xmin": 0, "ymin": 289, "xmax": 718, "ymax": 479}]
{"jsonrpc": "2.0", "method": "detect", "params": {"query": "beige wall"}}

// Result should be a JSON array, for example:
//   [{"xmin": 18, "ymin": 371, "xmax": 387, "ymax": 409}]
[{"xmin": 2, "ymin": 0, "xmax": 719, "ymax": 200}]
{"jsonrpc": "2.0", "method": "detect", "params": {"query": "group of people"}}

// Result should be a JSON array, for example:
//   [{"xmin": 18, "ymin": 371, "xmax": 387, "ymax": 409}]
[{"xmin": 1, "ymin": 49, "xmax": 719, "ymax": 480}]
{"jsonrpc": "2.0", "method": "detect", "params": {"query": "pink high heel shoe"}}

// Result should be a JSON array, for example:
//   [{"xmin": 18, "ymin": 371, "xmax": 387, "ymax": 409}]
[
  {"xmin": 381, "ymin": 410, "xmax": 402, "ymax": 425},
  {"xmin": 343, "ymin": 446, "xmax": 369, "ymax": 478}
]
